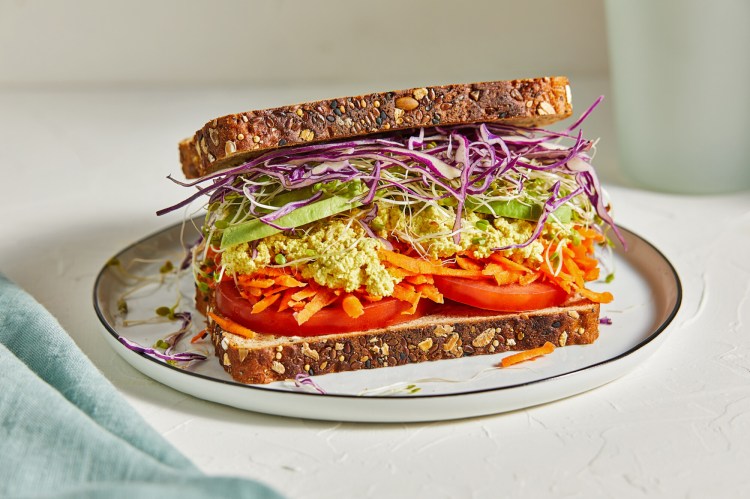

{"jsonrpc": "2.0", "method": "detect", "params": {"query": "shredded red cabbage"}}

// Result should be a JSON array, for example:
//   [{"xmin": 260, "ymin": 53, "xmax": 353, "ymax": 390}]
[
  {"xmin": 159, "ymin": 97, "xmax": 623, "ymax": 249},
  {"xmin": 162, "ymin": 311, "xmax": 193, "ymax": 356},
  {"xmin": 119, "ymin": 336, "xmax": 207, "ymax": 363},
  {"xmin": 294, "ymin": 373, "xmax": 326, "ymax": 394}
]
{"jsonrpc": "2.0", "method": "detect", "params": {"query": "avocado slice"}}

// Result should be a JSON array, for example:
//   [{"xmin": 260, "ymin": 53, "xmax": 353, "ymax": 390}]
[
  {"xmin": 260, "ymin": 186, "xmax": 316, "ymax": 211},
  {"xmin": 220, "ymin": 195, "xmax": 361, "ymax": 248},
  {"xmin": 469, "ymin": 198, "xmax": 572, "ymax": 223}
]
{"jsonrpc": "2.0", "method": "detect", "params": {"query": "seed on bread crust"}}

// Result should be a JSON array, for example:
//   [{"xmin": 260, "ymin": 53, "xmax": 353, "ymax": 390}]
[
  {"xmin": 180, "ymin": 77, "xmax": 574, "ymax": 179},
  {"xmin": 538, "ymin": 101, "xmax": 556, "ymax": 116},
  {"xmin": 418, "ymin": 338, "xmax": 433, "ymax": 352},
  {"xmin": 472, "ymin": 329, "xmax": 494, "ymax": 348},
  {"xmin": 302, "ymin": 342, "xmax": 319, "ymax": 360}
]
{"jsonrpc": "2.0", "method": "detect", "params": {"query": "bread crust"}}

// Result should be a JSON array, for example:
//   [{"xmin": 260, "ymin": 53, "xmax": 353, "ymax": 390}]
[
  {"xmin": 207, "ymin": 299, "xmax": 599, "ymax": 385},
  {"xmin": 180, "ymin": 76, "xmax": 572, "ymax": 179}
]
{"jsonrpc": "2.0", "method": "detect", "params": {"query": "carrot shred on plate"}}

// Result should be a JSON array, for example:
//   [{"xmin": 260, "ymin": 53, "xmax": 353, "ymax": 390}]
[
  {"xmin": 208, "ymin": 311, "xmax": 256, "ymax": 339},
  {"xmin": 499, "ymin": 341, "xmax": 555, "ymax": 368},
  {"xmin": 190, "ymin": 329, "xmax": 207, "ymax": 344}
]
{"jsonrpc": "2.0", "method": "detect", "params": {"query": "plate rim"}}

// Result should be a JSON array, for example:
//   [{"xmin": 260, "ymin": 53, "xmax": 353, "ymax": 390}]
[{"xmin": 93, "ymin": 220, "xmax": 682, "ymax": 401}]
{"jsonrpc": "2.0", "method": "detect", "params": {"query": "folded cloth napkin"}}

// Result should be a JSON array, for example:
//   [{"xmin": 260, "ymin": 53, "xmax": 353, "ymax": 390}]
[{"xmin": 0, "ymin": 274, "xmax": 283, "ymax": 499}]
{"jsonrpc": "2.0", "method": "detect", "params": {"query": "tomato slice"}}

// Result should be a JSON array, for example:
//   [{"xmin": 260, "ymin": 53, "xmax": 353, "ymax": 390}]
[
  {"xmin": 433, "ymin": 276, "xmax": 568, "ymax": 312},
  {"xmin": 215, "ymin": 281, "xmax": 429, "ymax": 337}
]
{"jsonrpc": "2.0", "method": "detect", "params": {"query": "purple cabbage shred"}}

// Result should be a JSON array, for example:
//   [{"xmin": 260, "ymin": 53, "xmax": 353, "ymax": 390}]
[
  {"xmin": 294, "ymin": 373, "xmax": 326, "ymax": 394},
  {"xmin": 119, "ymin": 336, "xmax": 207, "ymax": 363},
  {"xmin": 158, "ymin": 97, "xmax": 623, "ymax": 248}
]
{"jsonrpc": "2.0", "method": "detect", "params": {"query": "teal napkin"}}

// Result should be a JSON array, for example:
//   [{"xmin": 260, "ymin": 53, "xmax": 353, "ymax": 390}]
[{"xmin": 0, "ymin": 274, "xmax": 283, "ymax": 499}]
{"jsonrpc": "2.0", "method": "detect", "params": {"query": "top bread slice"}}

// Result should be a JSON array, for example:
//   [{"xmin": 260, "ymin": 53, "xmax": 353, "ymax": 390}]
[{"xmin": 180, "ymin": 76, "xmax": 573, "ymax": 179}]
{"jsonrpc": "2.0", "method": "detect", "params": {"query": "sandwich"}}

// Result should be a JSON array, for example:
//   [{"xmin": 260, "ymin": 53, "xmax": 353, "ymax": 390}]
[{"xmin": 160, "ymin": 77, "xmax": 620, "ymax": 385}]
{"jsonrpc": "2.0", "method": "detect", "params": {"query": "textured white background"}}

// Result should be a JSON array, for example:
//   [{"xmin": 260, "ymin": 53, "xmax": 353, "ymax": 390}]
[
  {"xmin": 2, "ymin": 1, "xmax": 750, "ymax": 498},
  {"xmin": 0, "ymin": 0, "xmax": 608, "ymax": 87}
]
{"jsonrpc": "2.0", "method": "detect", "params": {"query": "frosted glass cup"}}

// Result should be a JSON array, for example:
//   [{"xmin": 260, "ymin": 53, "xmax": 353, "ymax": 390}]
[{"xmin": 605, "ymin": 0, "xmax": 750, "ymax": 194}]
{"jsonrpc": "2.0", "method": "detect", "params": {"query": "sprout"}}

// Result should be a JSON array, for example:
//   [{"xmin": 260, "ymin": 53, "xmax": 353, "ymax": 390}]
[{"xmin": 159, "ymin": 98, "xmax": 621, "ymax": 256}]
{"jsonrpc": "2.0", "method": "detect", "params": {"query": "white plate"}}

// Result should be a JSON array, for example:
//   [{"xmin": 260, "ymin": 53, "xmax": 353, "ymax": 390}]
[{"xmin": 93, "ymin": 220, "xmax": 681, "ymax": 422}]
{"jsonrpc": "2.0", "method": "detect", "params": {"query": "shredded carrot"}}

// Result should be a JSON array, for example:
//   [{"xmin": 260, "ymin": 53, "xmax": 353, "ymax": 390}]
[
  {"xmin": 501, "ymin": 257, "xmax": 531, "ymax": 272},
  {"xmin": 219, "ymin": 224, "xmax": 612, "ymax": 326},
  {"xmin": 455, "ymin": 255, "xmax": 483, "ymax": 271},
  {"xmin": 518, "ymin": 272, "xmax": 540, "ymax": 286},
  {"xmin": 252, "ymin": 267, "xmax": 291, "ymax": 277},
  {"xmin": 239, "ymin": 277, "xmax": 275, "ymax": 288},
  {"xmin": 267, "ymin": 285, "xmax": 290, "ymax": 297},
  {"xmin": 391, "ymin": 283, "xmax": 421, "ymax": 314},
  {"xmin": 379, "ymin": 249, "xmax": 484, "ymax": 278},
  {"xmin": 533, "ymin": 228, "xmax": 613, "ymax": 304},
  {"xmin": 494, "ymin": 255, "xmax": 532, "ymax": 273},
  {"xmin": 386, "ymin": 266, "xmax": 417, "ymax": 279},
  {"xmin": 416, "ymin": 283, "xmax": 443, "ymax": 303},
  {"xmin": 288, "ymin": 300, "xmax": 306, "ymax": 311},
  {"xmin": 499, "ymin": 341, "xmax": 555, "ymax": 368},
  {"xmin": 252, "ymin": 293, "xmax": 281, "ymax": 314},
  {"xmin": 576, "ymin": 226, "xmax": 605, "ymax": 242},
  {"xmin": 570, "ymin": 243, "xmax": 589, "ymax": 260},
  {"xmin": 294, "ymin": 290, "xmax": 336, "ymax": 325},
  {"xmin": 342, "ymin": 294, "xmax": 365, "ymax": 318},
  {"xmin": 584, "ymin": 268, "xmax": 600, "ymax": 281},
  {"xmin": 481, "ymin": 262, "xmax": 504, "ymax": 276},
  {"xmin": 575, "ymin": 255, "xmax": 599, "ymax": 271},
  {"xmin": 277, "ymin": 287, "xmax": 298, "ymax": 312},
  {"xmin": 404, "ymin": 274, "xmax": 434, "ymax": 285},
  {"xmin": 563, "ymin": 258, "xmax": 585, "ymax": 289},
  {"xmin": 482, "ymin": 263, "xmax": 519, "ymax": 286},
  {"xmin": 208, "ymin": 311, "xmax": 256, "ymax": 339},
  {"xmin": 579, "ymin": 287, "xmax": 614, "ymax": 303},
  {"xmin": 291, "ymin": 288, "xmax": 318, "ymax": 302},
  {"xmin": 190, "ymin": 329, "xmax": 207, "ymax": 343},
  {"xmin": 241, "ymin": 286, "xmax": 263, "ymax": 298},
  {"xmin": 494, "ymin": 271, "xmax": 519, "ymax": 286},
  {"xmin": 274, "ymin": 275, "xmax": 306, "ymax": 288}
]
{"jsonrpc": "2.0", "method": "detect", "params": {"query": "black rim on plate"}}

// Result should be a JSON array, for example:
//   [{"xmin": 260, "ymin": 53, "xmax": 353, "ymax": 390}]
[{"xmin": 93, "ymin": 219, "xmax": 683, "ymax": 400}]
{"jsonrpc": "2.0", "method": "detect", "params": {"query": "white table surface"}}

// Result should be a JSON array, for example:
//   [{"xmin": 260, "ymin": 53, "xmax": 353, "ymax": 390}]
[{"xmin": 2, "ymin": 78, "xmax": 749, "ymax": 498}]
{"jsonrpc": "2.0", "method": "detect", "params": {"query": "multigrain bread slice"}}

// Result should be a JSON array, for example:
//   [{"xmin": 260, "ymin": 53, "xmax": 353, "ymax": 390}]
[
  {"xmin": 179, "ymin": 76, "xmax": 573, "ymax": 179},
  {"xmin": 207, "ymin": 299, "xmax": 599, "ymax": 385}
]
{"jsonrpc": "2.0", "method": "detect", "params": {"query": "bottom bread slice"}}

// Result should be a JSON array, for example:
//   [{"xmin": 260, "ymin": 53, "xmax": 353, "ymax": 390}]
[{"xmin": 206, "ymin": 299, "xmax": 600, "ymax": 385}]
